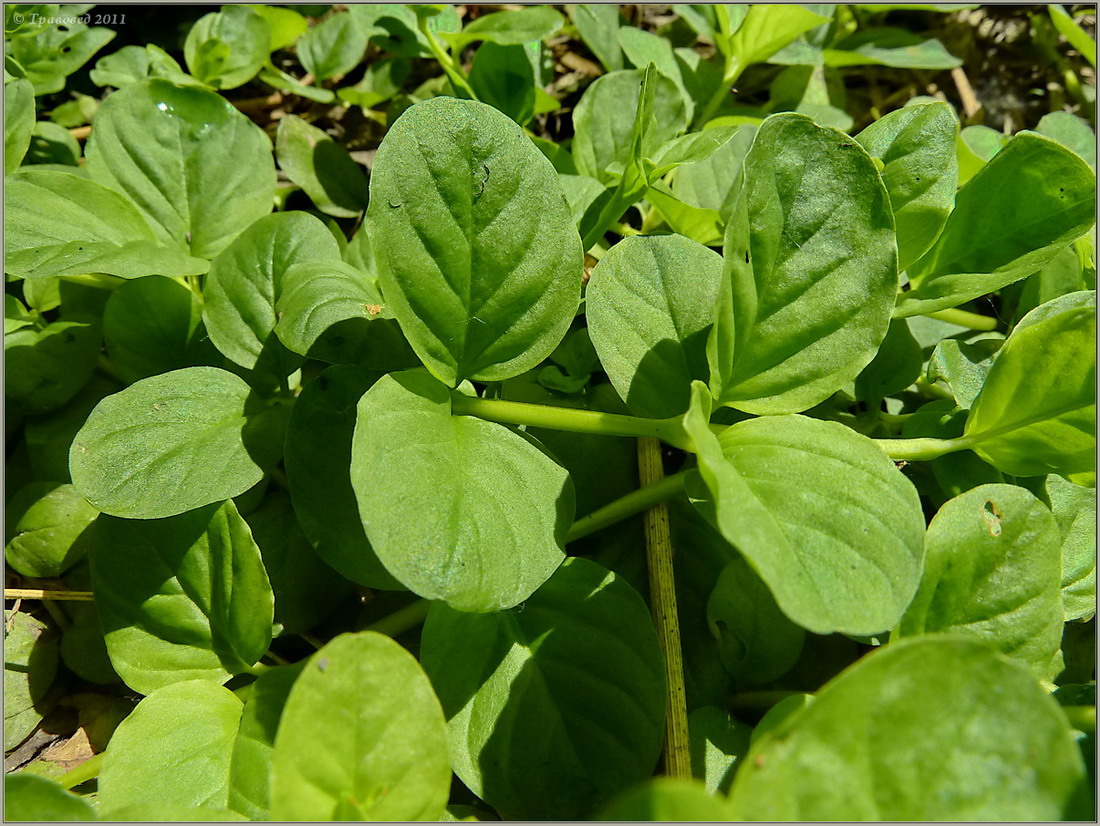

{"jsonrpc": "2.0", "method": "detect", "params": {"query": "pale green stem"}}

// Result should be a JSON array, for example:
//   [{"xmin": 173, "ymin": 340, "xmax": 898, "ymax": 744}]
[
  {"xmin": 874, "ymin": 435, "xmax": 973, "ymax": 462},
  {"xmin": 567, "ymin": 471, "xmax": 690, "ymax": 543},
  {"xmin": 57, "ymin": 754, "xmax": 103, "ymax": 790},
  {"xmin": 364, "ymin": 598, "xmax": 431, "ymax": 637},
  {"xmin": 417, "ymin": 17, "xmax": 477, "ymax": 99},
  {"xmin": 924, "ymin": 307, "xmax": 999, "ymax": 331}
]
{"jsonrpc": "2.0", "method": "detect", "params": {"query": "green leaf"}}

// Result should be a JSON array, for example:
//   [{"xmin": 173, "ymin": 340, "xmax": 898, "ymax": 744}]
[
  {"xmin": 727, "ymin": 637, "xmax": 1086, "ymax": 820},
  {"xmin": 202, "ymin": 211, "xmax": 339, "ymax": 373},
  {"xmin": 898, "ymin": 132, "xmax": 1095, "ymax": 316},
  {"xmin": 728, "ymin": 5, "xmax": 831, "ymax": 70},
  {"xmin": 297, "ymin": 12, "xmax": 368, "ymax": 81},
  {"xmin": 572, "ymin": 68, "xmax": 687, "ymax": 185},
  {"xmin": 6, "ymin": 18, "xmax": 114, "ymax": 95},
  {"xmin": 854, "ymin": 317, "xmax": 923, "ymax": 404},
  {"xmin": 352, "ymin": 370, "xmax": 571, "ymax": 611},
  {"xmin": 4, "ymin": 774, "xmax": 95, "ymax": 821},
  {"xmin": 102, "ymin": 805, "xmax": 247, "ymax": 821},
  {"xmin": 708, "ymin": 554, "xmax": 805, "ymax": 685},
  {"xmin": 184, "ymin": 6, "xmax": 269, "ymax": 89},
  {"xmin": 70, "ymin": 367, "xmax": 289, "ymax": 520},
  {"xmin": 1049, "ymin": 4, "xmax": 1096, "ymax": 67},
  {"xmin": 670, "ymin": 123, "xmax": 756, "ymax": 219},
  {"xmin": 367, "ymin": 96, "xmax": 582, "ymax": 385},
  {"xmin": 5, "ymin": 77, "xmax": 34, "ymax": 173},
  {"xmin": 274, "ymin": 259, "xmax": 409, "ymax": 366},
  {"xmin": 445, "ymin": 7, "xmax": 564, "ymax": 52},
  {"xmin": 644, "ymin": 186, "xmax": 724, "ymax": 245},
  {"xmin": 90, "ymin": 500, "xmax": 274, "ymax": 693},
  {"xmin": 4, "ymin": 610, "xmax": 60, "ymax": 751},
  {"xmin": 856, "ymin": 102, "xmax": 958, "ymax": 270},
  {"xmin": 25, "ymin": 119, "xmax": 80, "ymax": 165},
  {"xmin": 335, "ymin": 55, "xmax": 408, "ymax": 109},
  {"xmin": 469, "ymin": 42, "xmax": 536, "ymax": 125},
  {"xmin": 89, "ymin": 43, "xmax": 191, "ymax": 89},
  {"xmin": 6, "ymin": 318, "xmax": 99, "ymax": 414},
  {"xmin": 1031, "ymin": 474, "xmax": 1095, "ymax": 621},
  {"xmin": 103, "ymin": 275, "xmax": 220, "ymax": 383},
  {"xmin": 85, "ymin": 79, "xmax": 276, "ymax": 260},
  {"xmin": 619, "ymin": 26, "xmax": 693, "ymax": 121},
  {"xmin": 421, "ymin": 557, "xmax": 666, "ymax": 819},
  {"xmin": 709, "ymin": 113, "xmax": 897, "ymax": 414},
  {"xmin": 964, "ymin": 300, "xmax": 1095, "ymax": 477},
  {"xmin": 99, "ymin": 681, "xmax": 244, "ymax": 812},
  {"xmin": 687, "ymin": 706, "xmax": 752, "ymax": 795},
  {"xmin": 897, "ymin": 485, "xmax": 1064, "ymax": 673},
  {"xmin": 1036, "ymin": 111, "xmax": 1096, "ymax": 168},
  {"xmin": 269, "ymin": 632, "xmax": 451, "ymax": 821},
  {"xmin": 247, "ymin": 4, "xmax": 307, "ymax": 51},
  {"xmin": 275, "ymin": 115, "xmax": 367, "ymax": 218},
  {"xmin": 283, "ymin": 366, "xmax": 401, "ymax": 589},
  {"xmin": 824, "ymin": 27, "xmax": 962, "ymax": 69},
  {"xmin": 597, "ymin": 778, "xmax": 736, "ymax": 821},
  {"xmin": 227, "ymin": 663, "xmax": 303, "ymax": 820},
  {"xmin": 586, "ymin": 234, "xmax": 723, "ymax": 418},
  {"xmin": 926, "ymin": 337, "xmax": 1000, "ymax": 409},
  {"xmin": 244, "ymin": 492, "xmax": 353, "ymax": 635},
  {"xmin": 570, "ymin": 4, "xmax": 623, "ymax": 72},
  {"xmin": 5, "ymin": 482, "xmax": 97, "ymax": 578},
  {"xmin": 684, "ymin": 384, "xmax": 925, "ymax": 635},
  {"xmin": 4, "ymin": 168, "xmax": 208, "ymax": 279}
]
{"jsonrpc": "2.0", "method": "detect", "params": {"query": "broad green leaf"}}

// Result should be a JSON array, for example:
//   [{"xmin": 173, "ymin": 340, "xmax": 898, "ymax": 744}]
[
  {"xmin": 5, "ymin": 77, "xmax": 34, "ymax": 173},
  {"xmin": 70, "ymin": 366, "xmax": 289, "ymax": 519},
  {"xmin": 85, "ymin": 79, "xmax": 276, "ymax": 260},
  {"xmin": 283, "ymin": 366, "xmax": 401, "ymax": 589},
  {"xmin": 687, "ymin": 706, "xmax": 752, "ymax": 795},
  {"xmin": 1013, "ymin": 245, "xmax": 1089, "ymax": 323},
  {"xmin": 89, "ymin": 43, "xmax": 192, "ymax": 89},
  {"xmin": 202, "ymin": 211, "xmax": 339, "ymax": 373},
  {"xmin": 823, "ymin": 27, "xmax": 962, "ymax": 69},
  {"xmin": 99, "ymin": 681, "xmax": 244, "ymax": 812},
  {"xmin": 570, "ymin": 4, "xmax": 623, "ymax": 72},
  {"xmin": 1033, "ymin": 474, "xmax": 1095, "ymax": 621},
  {"xmin": 4, "ymin": 610, "xmax": 59, "ymax": 751},
  {"xmin": 367, "ymin": 96, "xmax": 582, "ymax": 385},
  {"xmin": 26, "ymin": 119, "xmax": 80, "ymax": 165},
  {"xmin": 274, "ymin": 259, "xmax": 410, "ymax": 366},
  {"xmin": 856, "ymin": 102, "xmax": 958, "ymax": 270},
  {"xmin": 352, "ymin": 371, "xmax": 571, "ymax": 611},
  {"xmin": 446, "ymin": 7, "xmax": 564, "ymax": 52},
  {"xmin": 275, "ymin": 115, "xmax": 367, "ymax": 218},
  {"xmin": 248, "ymin": 4, "xmax": 307, "ymax": 51},
  {"xmin": 709, "ymin": 113, "xmax": 897, "ymax": 414},
  {"xmin": 587, "ymin": 234, "xmax": 723, "ymax": 418},
  {"xmin": 24, "ymin": 375, "xmax": 121, "ymax": 483},
  {"xmin": 335, "ymin": 55, "xmax": 409, "ymax": 109},
  {"xmin": 708, "ymin": 555, "xmax": 805, "ymax": 685},
  {"xmin": 1049, "ymin": 4, "xmax": 1096, "ymax": 67},
  {"xmin": 597, "ymin": 778, "xmax": 736, "ymax": 821},
  {"xmin": 926, "ymin": 337, "xmax": 1000, "ymax": 409},
  {"xmin": 5, "ymin": 482, "xmax": 97, "ymax": 578},
  {"xmin": 103, "ymin": 275, "xmax": 220, "ymax": 383},
  {"xmin": 269, "ymin": 632, "xmax": 451, "ymax": 821},
  {"xmin": 854, "ymin": 317, "xmax": 923, "ymax": 404},
  {"xmin": 619, "ymin": 26, "xmax": 693, "ymax": 121},
  {"xmin": 560, "ymin": 173, "xmax": 607, "ymax": 227},
  {"xmin": 421, "ymin": 557, "xmax": 665, "ymax": 820},
  {"xmin": 728, "ymin": 637, "xmax": 1086, "ymax": 820},
  {"xmin": 644, "ymin": 186, "xmax": 724, "ymax": 245},
  {"xmin": 4, "ymin": 774, "xmax": 95, "ymax": 821},
  {"xmin": 228, "ymin": 663, "xmax": 304, "ymax": 820},
  {"xmin": 184, "ymin": 6, "xmax": 269, "ymax": 89},
  {"xmin": 6, "ymin": 18, "xmax": 114, "ymax": 95},
  {"xmin": 572, "ymin": 68, "xmax": 687, "ymax": 185},
  {"xmin": 1036, "ymin": 110, "xmax": 1096, "ymax": 168},
  {"xmin": 684, "ymin": 385, "xmax": 925, "ymax": 635},
  {"xmin": 469, "ymin": 42, "xmax": 536, "ymax": 124},
  {"xmin": 297, "ymin": 12, "xmax": 368, "ymax": 81},
  {"xmin": 4, "ymin": 168, "xmax": 208, "ymax": 279},
  {"xmin": 6, "ymin": 318, "xmax": 99, "ymax": 415},
  {"xmin": 897, "ymin": 485, "xmax": 1064, "ymax": 673},
  {"xmin": 244, "ymin": 492, "xmax": 353, "ymax": 635},
  {"xmin": 90, "ymin": 500, "xmax": 274, "ymax": 694},
  {"xmin": 727, "ymin": 5, "xmax": 830, "ymax": 71},
  {"xmin": 898, "ymin": 132, "xmax": 1095, "ymax": 316},
  {"xmin": 964, "ymin": 302, "xmax": 1095, "ymax": 477},
  {"xmin": 670, "ymin": 123, "xmax": 755, "ymax": 219}
]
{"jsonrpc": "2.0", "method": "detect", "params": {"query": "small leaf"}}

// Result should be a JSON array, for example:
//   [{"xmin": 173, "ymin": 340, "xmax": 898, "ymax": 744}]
[
  {"xmin": 90, "ymin": 500, "xmax": 274, "ymax": 694},
  {"xmin": 469, "ymin": 42, "xmax": 537, "ymax": 125},
  {"xmin": 269, "ymin": 632, "xmax": 451, "ymax": 821},
  {"xmin": 4, "ymin": 611, "xmax": 60, "ymax": 751},
  {"xmin": 4, "ymin": 774, "xmax": 95, "ymax": 821},
  {"xmin": 597, "ymin": 778, "xmax": 736, "ymax": 821},
  {"xmin": 183, "ymin": 6, "xmax": 269, "ymax": 89},
  {"xmin": 367, "ymin": 96, "xmax": 582, "ymax": 385},
  {"xmin": 5, "ymin": 482, "xmax": 97, "ymax": 578},
  {"xmin": 727, "ymin": 5, "xmax": 831, "ymax": 68},
  {"xmin": 824, "ymin": 27, "xmax": 962, "ymax": 70},
  {"xmin": 421, "ymin": 557, "xmax": 666, "ymax": 819},
  {"xmin": 275, "ymin": 115, "xmax": 367, "ymax": 218},
  {"xmin": 569, "ymin": 5, "xmax": 623, "ymax": 72},
  {"xmin": 352, "ymin": 370, "xmax": 571, "ymax": 611},
  {"xmin": 1028, "ymin": 474, "xmax": 1095, "ymax": 621},
  {"xmin": 6, "ymin": 318, "xmax": 100, "ymax": 415},
  {"xmin": 687, "ymin": 706, "xmax": 752, "ymax": 795},
  {"xmin": 446, "ymin": 7, "xmax": 564, "ymax": 52},
  {"xmin": 70, "ymin": 367, "xmax": 289, "ymax": 520},
  {"xmin": 926, "ymin": 337, "xmax": 1000, "ymax": 409},
  {"xmin": 1035, "ymin": 111, "xmax": 1095, "ymax": 168},
  {"xmin": 4, "ymin": 77, "xmax": 34, "ymax": 173},
  {"xmin": 854, "ymin": 317, "xmax": 924, "ymax": 404},
  {"xmin": 297, "ymin": 13, "xmax": 368, "ymax": 81}
]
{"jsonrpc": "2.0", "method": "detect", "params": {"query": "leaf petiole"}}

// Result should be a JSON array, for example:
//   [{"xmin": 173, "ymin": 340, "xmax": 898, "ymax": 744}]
[
  {"xmin": 416, "ymin": 16, "xmax": 477, "ymax": 100},
  {"xmin": 566, "ymin": 470, "xmax": 690, "ymax": 543}
]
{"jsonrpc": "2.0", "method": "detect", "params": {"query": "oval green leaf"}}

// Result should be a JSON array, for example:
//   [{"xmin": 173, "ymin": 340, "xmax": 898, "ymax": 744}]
[
  {"xmin": 420, "ymin": 557, "xmax": 666, "ymax": 820},
  {"xmin": 275, "ymin": 115, "xmax": 367, "ymax": 218},
  {"xmin": 367, "ymin": 96, "xmax": 582, "ymax": 385},
  {"xmin": 352, "ymin": 370, "xmax": 571, "ymax": 611},
  {"xmin": 597, "ymin": 778, "xmax": 735, "ymax": 821},
  {"xmin": 5, "ymin": 482, "xmax": 97, "ymax": 578},
  {"xmin": 269, "ymin": 632, "xmax": 451, "ymax": 821},
  {"xmin": 4, "ymin": 774, "xmax": 95, "ymax": 822}
]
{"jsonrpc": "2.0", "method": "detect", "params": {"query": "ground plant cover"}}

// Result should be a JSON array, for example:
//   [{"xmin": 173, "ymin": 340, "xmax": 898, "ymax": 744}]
[{"xmin": 2, "ymin": 2, "xmax": 1097, "ymax": 821}]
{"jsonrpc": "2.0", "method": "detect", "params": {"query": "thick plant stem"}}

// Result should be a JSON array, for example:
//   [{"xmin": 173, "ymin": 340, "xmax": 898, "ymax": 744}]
[
  {"xmin": 637, "ymin": 437, "xmax": 691, "ymax": 780},
  {"xmin": 875, "ymin": 435, "xmax": 972, "ymax": 462},
  {"xmin": 566, "ymin": 470, "xmax": 690, "ymax": 544},
  {"xmin": 451, "ymin": 394, "xmax": 696, "ymax": 451},
  {"xmin": 364, "ymin": 598, "xmax": 432, "ymax": 637},
  {"xmin": 4, "ymin": 588, "xmax": 93, "ymax": 601},
  {"xmin": 924, "ymin": 307, "xmax": 999, "ymax": 331},
  {"xmin": 416, "ymin": 17, "xmax": 477, "ymax": 100},
  {"xmin": 57, "ymin": 754, "xmax": 103, "ymax": 790}
]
